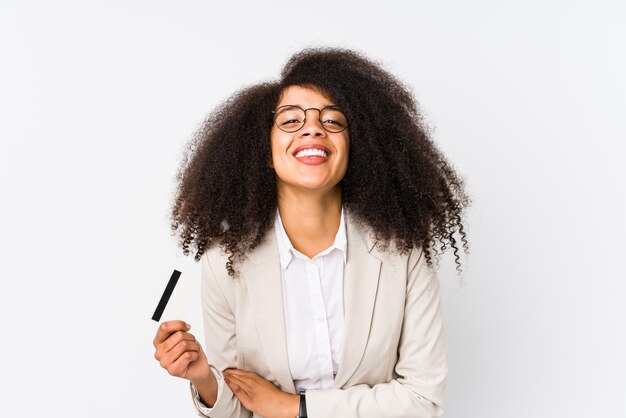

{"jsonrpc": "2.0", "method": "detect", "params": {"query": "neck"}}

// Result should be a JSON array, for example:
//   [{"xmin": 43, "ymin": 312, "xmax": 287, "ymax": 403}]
[{"xmin": 277, "ymin": 185, "xmax": 342, "ymax": 258}]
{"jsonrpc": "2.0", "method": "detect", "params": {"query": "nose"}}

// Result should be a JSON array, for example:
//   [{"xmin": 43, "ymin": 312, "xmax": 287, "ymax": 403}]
[{"xmin": 300, "ymin": 109, "xmax": 326, "ymax": 137}]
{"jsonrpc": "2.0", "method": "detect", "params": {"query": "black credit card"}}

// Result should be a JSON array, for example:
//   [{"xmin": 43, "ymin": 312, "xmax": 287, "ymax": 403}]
[{"xmin": 151, "ymin": 269, "xmax": 182, "ymax": 322}]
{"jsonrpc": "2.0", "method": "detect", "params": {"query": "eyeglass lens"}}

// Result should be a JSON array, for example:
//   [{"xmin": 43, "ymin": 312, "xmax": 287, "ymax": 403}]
[{"xmin": 274, "ymin": 106, "xmax": 348, "ymax": 133}]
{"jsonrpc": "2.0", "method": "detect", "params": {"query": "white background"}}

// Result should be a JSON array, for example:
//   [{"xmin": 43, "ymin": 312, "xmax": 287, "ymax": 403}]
[{"xmin": 1, "ymin": 1, "xmax": 624, "ymax": 417}]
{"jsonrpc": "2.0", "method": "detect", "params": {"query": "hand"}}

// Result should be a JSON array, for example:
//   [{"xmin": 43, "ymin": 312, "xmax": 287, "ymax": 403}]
[
  {"xmin": 152, "ymin": 320, "xmax": 211, "ymax": 383},
  {"xmin": 223, "ymin": 369, "xmax": 300, "ymax": 418}
]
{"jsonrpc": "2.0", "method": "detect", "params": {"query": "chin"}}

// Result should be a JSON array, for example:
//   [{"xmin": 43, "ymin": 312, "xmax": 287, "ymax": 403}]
[
  {"xmin": 298, "ymin": 181, "xmax": 341, "ymax": 193},
  {"xmin": 276, "ymin": 174, "xmax": 342, "ymax": 194}
]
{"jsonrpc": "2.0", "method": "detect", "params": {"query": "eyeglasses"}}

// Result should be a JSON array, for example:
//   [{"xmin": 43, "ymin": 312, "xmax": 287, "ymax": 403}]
[{"xmin": 271, "ymin": 105, "xmax": 349, "ymax": 133}]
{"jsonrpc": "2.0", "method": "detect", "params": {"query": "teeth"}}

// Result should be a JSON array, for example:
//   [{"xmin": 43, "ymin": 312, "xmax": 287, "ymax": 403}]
[{"xmin": 295, "ymin": 148, "xmax": 328, "ymax": 158}]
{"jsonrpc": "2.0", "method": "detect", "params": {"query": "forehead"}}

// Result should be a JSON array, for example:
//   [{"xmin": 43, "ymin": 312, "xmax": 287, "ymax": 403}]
[{"xmin": 277, "ymin": 85, "xmax": 335, "ymax": 108}]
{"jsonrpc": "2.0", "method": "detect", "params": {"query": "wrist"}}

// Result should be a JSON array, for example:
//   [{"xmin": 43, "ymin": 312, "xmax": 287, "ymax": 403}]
[
  {"xmin": 190, "ymin": 366, "xmax": 215, "ymax": 389},
  {"xmin": 191, "ymin": 369, "xmax": 218, "ymax": 407},
  {"xmin": 284, "ymin": 393, "xmax": 300, "ymax": 418}
]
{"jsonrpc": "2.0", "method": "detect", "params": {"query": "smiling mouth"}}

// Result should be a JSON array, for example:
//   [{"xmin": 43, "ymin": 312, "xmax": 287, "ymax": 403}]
[
  {"xmin": 293, "ymin": 149, "xmax": 329, "ymax": 158},
  {"xmin": 293, "ymin": 153, "xmax": 329, "ymax": 165}
]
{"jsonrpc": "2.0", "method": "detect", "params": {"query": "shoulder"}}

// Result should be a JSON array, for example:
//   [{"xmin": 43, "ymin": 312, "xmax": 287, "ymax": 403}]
[
  {"xmin": 201, "ymin": 243, "xmax": 229, "ymax": 271},
  {"xmin": 200, "ymin": 244, "xmax": 236, "ymax": 290},
  {"xmin": 345, "ymin": 209, "xmax": 429, "ymax": 272},
  {"xmin": 367, "ymin": 239, "xmax": 436, "ymax": 291},
  {"xmin": 199, "ymin": 227, "xmax": 278, "ymax": 281}
]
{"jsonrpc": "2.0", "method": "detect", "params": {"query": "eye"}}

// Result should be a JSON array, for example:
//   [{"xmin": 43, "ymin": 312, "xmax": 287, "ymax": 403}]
[
  {"xmin": 276, "ymin": 108, "xmax": 304, "ymax": 126},
  {"xmin": 323, "ymin": 119, "xmax": 344, "ymax": 127},
  {"xmin": 320, "ymin": 108, "xmax": 348, "ymax": 129}
]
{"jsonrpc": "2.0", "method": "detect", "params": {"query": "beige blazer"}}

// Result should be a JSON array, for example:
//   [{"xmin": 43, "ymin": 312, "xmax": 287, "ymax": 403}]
[{"xmin": 197, "ymin": 211, "xmax": 447, "ymax": 418}]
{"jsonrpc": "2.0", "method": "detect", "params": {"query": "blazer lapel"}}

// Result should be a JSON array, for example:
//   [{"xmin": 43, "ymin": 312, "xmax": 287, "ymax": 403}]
[
  {"xmin": 243, "ymin": 226, "xmax": 297, "ymax": 394},
  {"xmin": 242, "ymin": 211, "xmax": 381, "ymax": 393},
  {"xmin": 333, "ymin": 212, "xmax": 381, "ymax": 388}
]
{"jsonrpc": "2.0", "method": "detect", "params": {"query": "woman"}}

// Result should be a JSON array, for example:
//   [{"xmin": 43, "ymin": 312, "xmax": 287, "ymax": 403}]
[{"xmin": 153, "ymin": 47, "xmax": 470, "ymax": 418}]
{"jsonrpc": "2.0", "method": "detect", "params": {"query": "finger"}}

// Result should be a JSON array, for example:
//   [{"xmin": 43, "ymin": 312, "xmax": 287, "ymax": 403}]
[
  {"xmin": 223, "ymin": 369, "xmax": 250, "ymax": 377},
  {"xmin": 160, "ymin": 339, "xmax": 201, "ymax": 369},
  {"xmin": 153, "ymin": 320, "xmax": 190, "ymax": 346},
  {"xmin": 167, "ymin": 349, "xmax": 199, "ymax": 378},
  {"xmin": 224, "ymin": 369, "xmax": 259, "ymax": 385},
  {"xmin": 224, "ymin": 375, "xmax": 238, "ymax": 390},
  {"xmin": 225, "ymin": 374, "xmax": 249, "ymax": 400},
  {"xmin": 161, "ymin": 331, "xmax": 196, "ymax": 354},
  {"xmin": 154, "ymin": 331, "xmax": 196, "ymax": 362},
  {"xmin": 224, "ymin": 372, "xmax": 252, "ymax": 392}
]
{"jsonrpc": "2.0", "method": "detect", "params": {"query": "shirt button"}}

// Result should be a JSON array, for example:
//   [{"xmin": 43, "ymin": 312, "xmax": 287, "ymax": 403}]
[{"xmin": 317, "ymin": 317, "xmax": 324, "ymax": 322}]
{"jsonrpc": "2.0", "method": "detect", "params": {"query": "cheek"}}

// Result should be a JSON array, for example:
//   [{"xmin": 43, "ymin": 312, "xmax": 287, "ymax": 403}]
[
  {"xmin": 270, "ymin": 129, "xmax": 289, "ymax": 152},
  {"xmin": 269, "ymin": 129, "xmax": 279, "ymax": 158},
  {"xmin": 269, "ymin": 132, "xmax": 290, "ymax": 171},
  {"xmin": 337, "ymin": 136, "xmax": 350, "ymax": 167}
]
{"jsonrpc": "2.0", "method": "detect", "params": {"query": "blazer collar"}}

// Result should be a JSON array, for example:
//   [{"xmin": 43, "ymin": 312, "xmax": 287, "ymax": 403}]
[{"xmin": 242, "ymin": 210, "xmax": 382, "ymax": 393}]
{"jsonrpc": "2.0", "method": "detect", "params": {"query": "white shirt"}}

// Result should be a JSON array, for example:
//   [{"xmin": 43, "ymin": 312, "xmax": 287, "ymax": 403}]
[{"xmin": 192, "ymin": 206, "xmax": 347, "ymax": 413}]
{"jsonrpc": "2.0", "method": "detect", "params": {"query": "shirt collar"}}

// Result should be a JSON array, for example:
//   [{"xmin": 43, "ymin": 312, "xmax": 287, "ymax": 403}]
[{"xmin": 274, "ymin": 206, "xmax": 347, "ymax": 270}]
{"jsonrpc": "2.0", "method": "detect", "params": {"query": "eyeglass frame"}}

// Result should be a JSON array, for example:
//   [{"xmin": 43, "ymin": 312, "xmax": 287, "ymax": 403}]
[{"xmin": 271, "ymin": 105, "xmax": 349, "ymax": 133}]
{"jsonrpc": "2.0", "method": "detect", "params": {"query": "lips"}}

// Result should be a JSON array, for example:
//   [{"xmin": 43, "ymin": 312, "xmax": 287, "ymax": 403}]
[
  {"xmin": 291, "ymin": 144, "xmax": 331, "ymax": 166},
  {"xmin": 292, "ymin": 144, "xmax": 332, "ymax": 157}
]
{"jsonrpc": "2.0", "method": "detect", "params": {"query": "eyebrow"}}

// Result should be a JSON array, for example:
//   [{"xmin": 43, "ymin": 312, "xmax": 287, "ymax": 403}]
[{"xmin": 281, "ymin": 103, "xmax": 338, "ymax": 108}]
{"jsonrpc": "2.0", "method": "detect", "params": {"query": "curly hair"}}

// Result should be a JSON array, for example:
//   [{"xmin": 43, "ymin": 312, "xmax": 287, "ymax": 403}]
[{"xmin": 170, "ymin": 47, "xmax": 471, "ymax": 277}]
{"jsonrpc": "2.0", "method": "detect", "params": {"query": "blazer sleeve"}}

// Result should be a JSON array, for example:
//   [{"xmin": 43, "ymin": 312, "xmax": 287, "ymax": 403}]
[
  {"xmin": 305, "ymin": 247, "xmax": 448, "ymax": 418},
  {"xmin": 190, "ymin": 250, "xmax": 252, "ymax": 418}
]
